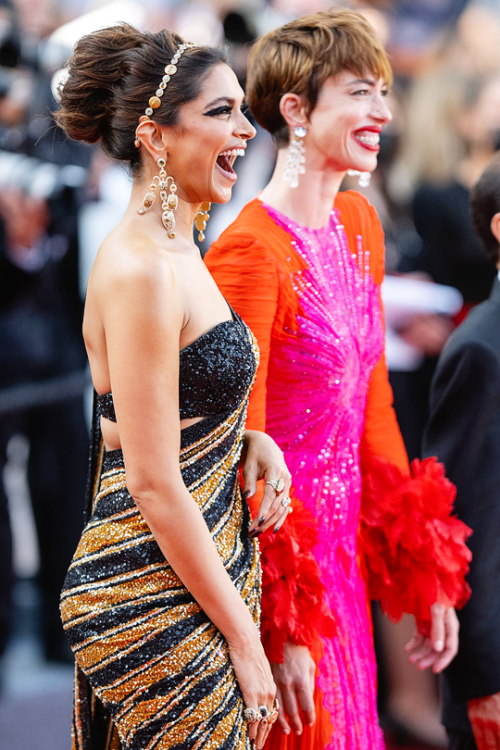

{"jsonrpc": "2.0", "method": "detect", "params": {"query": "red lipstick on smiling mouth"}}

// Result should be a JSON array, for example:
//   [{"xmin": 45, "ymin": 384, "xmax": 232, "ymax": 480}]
[{"xmin": 352, "ymin": 126, "xmax": 381, "ymax": 152}]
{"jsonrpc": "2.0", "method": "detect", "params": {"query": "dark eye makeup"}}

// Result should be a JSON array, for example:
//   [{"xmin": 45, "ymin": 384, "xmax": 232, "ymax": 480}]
[
  {"xmin": 204, "ymin": 105, "xmax": 233, "ymax": 117},
  {"xmin": 204, "ymin": 102, "xmax": 249, "ymax": 117}
]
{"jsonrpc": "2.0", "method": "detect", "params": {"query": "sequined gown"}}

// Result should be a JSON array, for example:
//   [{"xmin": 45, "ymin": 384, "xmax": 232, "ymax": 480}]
[
  {"xmin": 206, "ymin": 192, "xmax": 471, "ymax": 750},
  {"xmin": 60, "ymin": 312, "xmax": 261, "ymax": 750}
]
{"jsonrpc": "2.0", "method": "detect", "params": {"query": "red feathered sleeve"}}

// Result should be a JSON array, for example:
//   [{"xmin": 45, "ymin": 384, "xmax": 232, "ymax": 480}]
[
  {"xmin": 206, "ymin": 210, "xmax": 336, "ymax": 662},
  {"xmin": 341, "ymin": 192, "xmax": 473, "ymax": 634}
]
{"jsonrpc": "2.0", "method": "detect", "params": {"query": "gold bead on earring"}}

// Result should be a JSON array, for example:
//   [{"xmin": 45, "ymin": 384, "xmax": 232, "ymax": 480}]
[{"xmin": 195, "ymin": 202, "xmax": 211, "ymax": 242}]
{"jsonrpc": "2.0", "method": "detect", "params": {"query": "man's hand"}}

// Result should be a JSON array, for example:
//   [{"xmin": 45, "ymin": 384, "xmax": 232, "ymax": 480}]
[
  {"xmin": 405, "ymin": 603, "xmax": 459, "ymax": 673},
  {"xmin": 468, "ymin": 692, "xmax": 500, "ymax": 750},
  {"xmin": 271, "ymin": 642, "xmax": 316, "ymax": 735}
]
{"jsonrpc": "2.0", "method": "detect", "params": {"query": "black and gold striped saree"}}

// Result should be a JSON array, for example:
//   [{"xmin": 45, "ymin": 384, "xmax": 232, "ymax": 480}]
[{"xmin": 61, "ymin": 313, "xmax": 261, "ymax": 750}]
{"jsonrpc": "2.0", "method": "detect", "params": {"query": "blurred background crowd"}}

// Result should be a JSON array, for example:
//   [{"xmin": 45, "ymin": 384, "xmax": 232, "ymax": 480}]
[{"xmin": 1, "ymin": 0, "xmax": 499, "ymax": 748}]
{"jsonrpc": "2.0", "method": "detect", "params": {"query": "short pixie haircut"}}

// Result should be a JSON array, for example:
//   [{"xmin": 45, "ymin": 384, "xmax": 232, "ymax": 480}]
[
  {"xmin": 471, "ymin": 153, "xmax": 500, "ymax": 265},
  {"xmin": 247, "ymin": 8, "xmax": 392, "ymax": 148}
]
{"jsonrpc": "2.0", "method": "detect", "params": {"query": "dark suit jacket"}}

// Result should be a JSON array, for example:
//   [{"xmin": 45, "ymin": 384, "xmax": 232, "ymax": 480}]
[{"xmin": 423, "ymin": 276, "xmax": 500, "ymax": 731}]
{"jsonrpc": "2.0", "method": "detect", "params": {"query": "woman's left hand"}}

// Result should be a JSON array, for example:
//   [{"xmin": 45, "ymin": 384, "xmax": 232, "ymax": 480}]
[
  {"xmin": 405, "ymin": 603, "xmax": 459, "ymax": 673},
  {"xmin": 241, "ymin": 430, "xmax": 292, "ymax": 537}
]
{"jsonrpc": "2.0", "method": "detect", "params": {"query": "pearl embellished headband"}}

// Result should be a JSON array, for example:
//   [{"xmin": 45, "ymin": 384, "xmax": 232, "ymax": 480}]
[{"xmin": 134, "ymin": 41, "xmax": 195, "ymax": 148}]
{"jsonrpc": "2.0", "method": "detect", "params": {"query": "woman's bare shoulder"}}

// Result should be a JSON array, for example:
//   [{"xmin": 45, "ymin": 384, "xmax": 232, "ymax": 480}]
[{"xmin": 91, "ymin": 224, "xmax": 177, "ymax": 297}]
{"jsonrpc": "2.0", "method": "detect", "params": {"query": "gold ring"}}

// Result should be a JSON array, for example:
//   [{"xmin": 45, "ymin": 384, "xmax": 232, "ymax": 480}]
[{"xmin": 265, "ymin": 478, "xmax": 285, "ymax": 494}]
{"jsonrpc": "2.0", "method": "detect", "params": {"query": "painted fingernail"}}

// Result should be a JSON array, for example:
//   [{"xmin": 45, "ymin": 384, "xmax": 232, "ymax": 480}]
[
  {"xmin": 243, "ymin": 490, "xmax": 251, "ymax": 499},
  {"xmin": 258, "ymin": 516, "xmax": 266, "ymax": 527},
  {"xmin": 253, "ymin": 529, "xmax": 262, "ymax": 537},
  {"xmin": 434, "ymin": 640, "xmax": 444, "ymax": 652}
]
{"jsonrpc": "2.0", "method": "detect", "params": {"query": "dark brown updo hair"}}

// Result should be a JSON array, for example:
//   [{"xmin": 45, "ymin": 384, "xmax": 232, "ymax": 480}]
[
  {"xmin": 55, "ymin": 24, "xmax": 227, "ymax": 170},
  {"xmin": 247, "ymin": 8, "xmax": 392, "ymax": 148}
]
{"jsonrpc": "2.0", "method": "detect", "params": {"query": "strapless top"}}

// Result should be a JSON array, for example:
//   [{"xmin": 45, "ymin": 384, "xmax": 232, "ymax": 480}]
[{"xmin": 96, "ymin": 310, "xmax": 258, "ymax": 423}]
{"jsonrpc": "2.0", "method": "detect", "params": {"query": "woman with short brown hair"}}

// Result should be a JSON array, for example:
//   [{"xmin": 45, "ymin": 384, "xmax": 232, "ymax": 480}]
[{"xmin": 207, "ymin": 9, "xmax": 472, "ymax": 749}]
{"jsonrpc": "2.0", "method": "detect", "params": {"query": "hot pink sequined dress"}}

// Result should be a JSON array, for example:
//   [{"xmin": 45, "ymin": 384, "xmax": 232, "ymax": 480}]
[
  {"xmin": 264, "ymin": 202, "xmax": 386, "ymax": 748},
  {"xmin": 206, "ymin": 191, "xmax": 471, "ymax": 750}
]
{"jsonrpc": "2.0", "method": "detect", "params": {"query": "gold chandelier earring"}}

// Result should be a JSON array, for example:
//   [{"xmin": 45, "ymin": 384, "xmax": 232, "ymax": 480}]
[
  {"xmin": 137, "ymin": 157, "xmax": 179, "ymax": 239},
  {"xmin": 195, "ymin": 202, "xmax": 211, "ymax": 242}
]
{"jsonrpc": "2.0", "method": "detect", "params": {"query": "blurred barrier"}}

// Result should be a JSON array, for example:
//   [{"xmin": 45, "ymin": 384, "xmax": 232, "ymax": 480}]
[{"xmin": 0, "ymin": 371, "xmax": 89, "ymax": 416}]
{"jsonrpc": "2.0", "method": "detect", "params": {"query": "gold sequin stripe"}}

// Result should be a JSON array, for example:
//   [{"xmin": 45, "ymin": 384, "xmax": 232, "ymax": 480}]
[
  {"xmin": 62, "ymin": 382, "xmax": 259, "ymax": 749},
  {"xmin": 179, "ymin": 404, "xmax": 244, "ymax": 466},
  {"xmin": 112, "ymin": 626, "xmax": 229, "ymax": 733},
  {"xmin": 61, "ymin": 565, "xmax": 180, "ymax": 627},
  {"xmin": 98, "ymin": 618, "xmax": 213, "ymax": 702}
]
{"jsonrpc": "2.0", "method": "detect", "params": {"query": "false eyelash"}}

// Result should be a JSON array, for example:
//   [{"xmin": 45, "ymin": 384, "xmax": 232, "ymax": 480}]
[{"xmin": 204, "ymin": 105, "xmax": 233, "ymax": 117}]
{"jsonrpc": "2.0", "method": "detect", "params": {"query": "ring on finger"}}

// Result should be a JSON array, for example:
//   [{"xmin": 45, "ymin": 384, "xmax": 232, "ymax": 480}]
[
  {"xmin": 264, "ymin": 478, "xmax": 285, "ymax": 494},
  {"xmin": 258, "ymin": 705, "xmax": 269, "ymax": 718},
  {"xmin": 243, "ymin": 707, "xmax": 261, "ymax": 723},
  {"xmin": 269, "ymin": 697, "xmax": 280, "ymax": 724},
  {"xmin": 281, "ymin": 495, "xmax": 291, "ymax": 508}
]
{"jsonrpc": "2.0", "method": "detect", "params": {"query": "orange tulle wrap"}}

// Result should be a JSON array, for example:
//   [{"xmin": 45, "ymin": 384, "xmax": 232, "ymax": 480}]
[
  {"xmin": 360, "ymin": 455, "xmax": 472, "ymax": 636},
  {"xmin": 259, "ymin": 500, "xmax": 337, "ymax": 663}
]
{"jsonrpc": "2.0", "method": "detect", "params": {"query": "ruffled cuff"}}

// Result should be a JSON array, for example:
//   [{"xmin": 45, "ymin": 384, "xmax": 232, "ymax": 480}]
[
  {"xmin": 259, "ymin": 501, "xmax": 337, "ymax": 663},
  {"xmin": 360, "ymin": 455, "xmax": 472, "ymax": 636}
]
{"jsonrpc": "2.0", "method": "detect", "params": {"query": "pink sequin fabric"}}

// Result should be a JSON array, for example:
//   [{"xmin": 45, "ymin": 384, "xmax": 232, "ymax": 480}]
[{"xmin": 263, "ymin": 204, "xmax": 386, "ymax": 750}]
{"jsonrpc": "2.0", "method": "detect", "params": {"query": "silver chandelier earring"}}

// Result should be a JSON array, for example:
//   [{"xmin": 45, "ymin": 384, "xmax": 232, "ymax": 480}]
[
  {"xmin": 347, "ymin": 169, "xmax": 371, "ymax": 188},
  {"xmin": 284, "ymin": 126, "xmax": 307, "ymax": 188}
]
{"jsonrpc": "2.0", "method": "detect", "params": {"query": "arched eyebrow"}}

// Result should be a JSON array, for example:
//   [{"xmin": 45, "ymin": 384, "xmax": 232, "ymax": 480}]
[
  {"xmin": 345, "ymin": 77, "xmax": 377, "ymax": 87},
  {"xmin": 203, "ymin": 96, "xmax": 236, "ymax": 110}
]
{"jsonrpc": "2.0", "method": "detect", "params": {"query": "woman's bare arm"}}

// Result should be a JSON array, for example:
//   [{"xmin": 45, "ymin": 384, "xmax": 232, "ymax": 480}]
[
  {"xmin": 101, "ymin": 251, "xmax": 256, "ymax": 642},
  {"xmin": 97, "ymin": 247, "xmax": 275, "ymax": 739}
]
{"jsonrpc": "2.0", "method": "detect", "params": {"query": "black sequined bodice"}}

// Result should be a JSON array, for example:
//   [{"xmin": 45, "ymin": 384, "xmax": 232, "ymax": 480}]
[{"xmin": 96, "ymin": 311, "xmax": 258, "ymax": 423}]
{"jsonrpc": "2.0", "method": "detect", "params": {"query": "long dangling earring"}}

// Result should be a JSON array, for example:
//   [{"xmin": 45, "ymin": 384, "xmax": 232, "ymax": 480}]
[
  {"xmin": 347, "ymin": 169, "xmax": 371, "ymax": 188},
  {"xmin": 137, "ymin": 157, "xmax": 178, "ymax": 239},
  {"xmin": 283, "ymin": 126, "xmax": 306, "ymax": 188},
  {"xmin": 195, "ymin": 202, "xmax": 211, "ymax": 242}
]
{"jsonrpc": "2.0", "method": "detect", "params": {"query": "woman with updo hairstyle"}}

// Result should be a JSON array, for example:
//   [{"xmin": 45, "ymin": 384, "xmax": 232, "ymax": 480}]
[
  {"xmin": 206, "ymin": 9, "xmax": 472, "ymax": 750},
  {"xmin": 56, "ymin": 22, "xmax": 298, "ymax": 750}
]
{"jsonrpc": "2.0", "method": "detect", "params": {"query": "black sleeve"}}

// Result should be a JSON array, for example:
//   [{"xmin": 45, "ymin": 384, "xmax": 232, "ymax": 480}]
[
  {"xmin": 423, "ymin": 340, "xmax": 500, "ymax": 701},
  {"xmin": 423, "ymin": 341, "xmax": 499, "ymax": 482}
]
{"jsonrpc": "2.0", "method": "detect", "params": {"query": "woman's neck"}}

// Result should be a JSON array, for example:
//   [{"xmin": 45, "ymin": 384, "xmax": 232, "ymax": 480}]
[{"xmin": 259, "ymin": 148, "xmax": 345, "ymax": 229}]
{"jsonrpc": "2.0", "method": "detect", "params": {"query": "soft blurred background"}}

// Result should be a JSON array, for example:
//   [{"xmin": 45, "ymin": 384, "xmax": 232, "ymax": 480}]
[{"xmin": 1, "ymin": 1, "xmax": 499, "ymax": 748}]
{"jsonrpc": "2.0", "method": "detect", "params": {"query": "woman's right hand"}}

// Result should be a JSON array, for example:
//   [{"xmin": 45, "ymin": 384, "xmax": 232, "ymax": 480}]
[{"xmin": 229, "ymin": 634, "xmax": 277, "ymax": 749}]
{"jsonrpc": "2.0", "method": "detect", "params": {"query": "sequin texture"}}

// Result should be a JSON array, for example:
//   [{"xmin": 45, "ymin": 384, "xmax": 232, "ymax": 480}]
[
  {"xmin": 263, "ymin": 204, "xmax": 385, "ymax": 749},
  {"xmin": 61, "ymin": 312, "xmax": 261, "ymax": 750}
]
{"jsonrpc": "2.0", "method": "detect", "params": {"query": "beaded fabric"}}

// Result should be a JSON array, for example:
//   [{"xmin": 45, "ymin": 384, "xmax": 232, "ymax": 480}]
[
  {"xmin": 205, "ymin": 194, "xmax": 390, "ymax": 750},
  {"xmin": 96, "ymin": 309, "xmax": 248, "ymax": 423},
  {"xmin": 61, "ymin": 313, "xmax": 261, "ymax": 750},
  {"xmin": 134, "ymin": 41, "xmax": 194, "ymax": 148},
  {"xmin": 262, "ymin": 203, "xmax": 386, "ymax": 750},
  {"xmin": 207, "ymin": 193, "xmax": 472, "ymax": 750}
]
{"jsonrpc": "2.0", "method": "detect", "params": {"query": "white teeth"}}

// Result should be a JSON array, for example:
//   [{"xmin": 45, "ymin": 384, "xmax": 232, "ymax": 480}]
[
  {"xmin": 219, "ymin": 148, "xmax": 246, "ymax": 157},
  {"xmin": 354, "ymin": 133, "xmax": 380, "ymax": 145}
]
